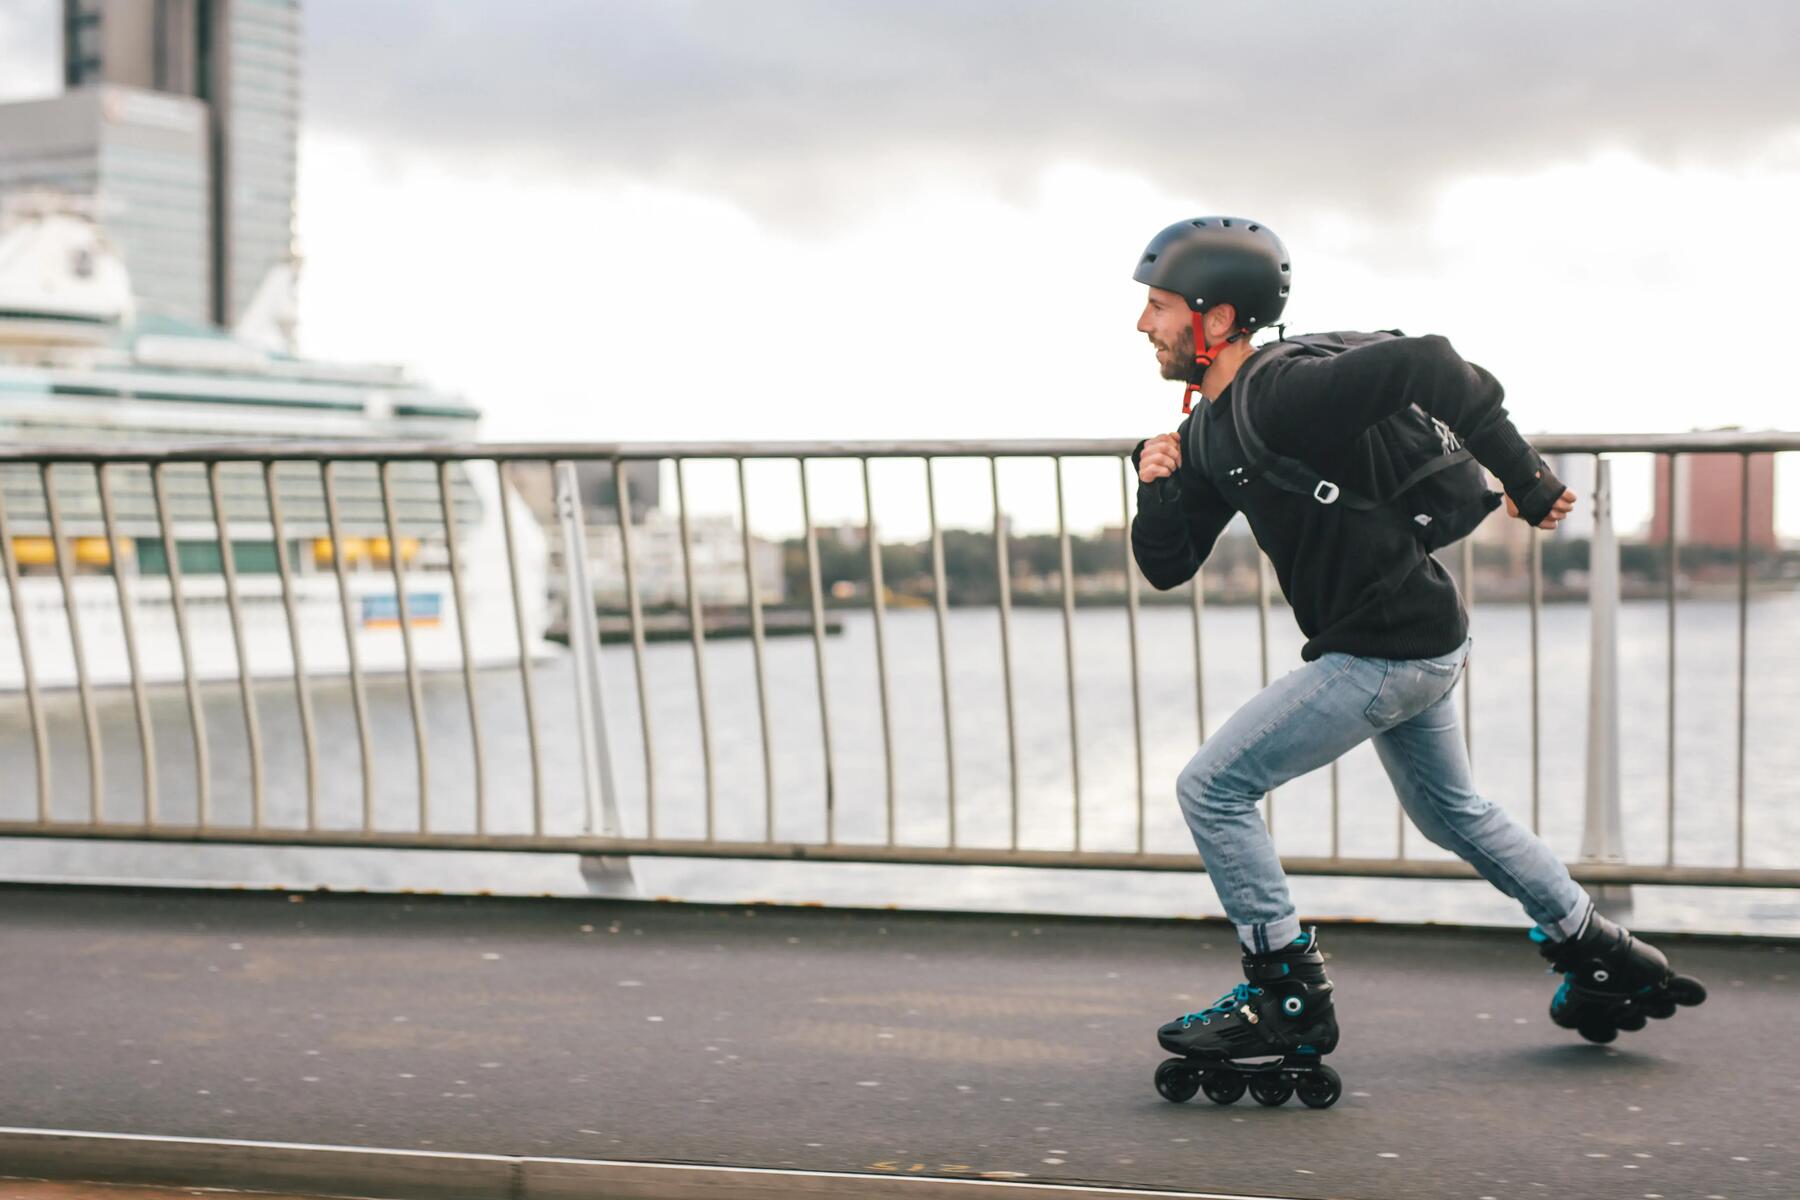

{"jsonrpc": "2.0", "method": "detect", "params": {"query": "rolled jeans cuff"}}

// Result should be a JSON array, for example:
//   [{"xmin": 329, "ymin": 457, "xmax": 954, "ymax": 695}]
[
  {"xmin": 1541, "ymin": 892, "xmax": 1595, "ymax": 943},
  {"xmin": 1237, "ymin": 915, "xmax": 1304, "ymax": 955}
]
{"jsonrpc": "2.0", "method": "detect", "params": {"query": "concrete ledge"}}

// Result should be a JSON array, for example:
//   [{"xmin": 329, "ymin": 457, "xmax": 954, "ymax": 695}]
[
  {"xmin": 1, "ymin": 875, "xmax": 1793, "ymax": 946},
  {"xmin": 0, "ymin": 1129, "xmax": 1278, "ymax": 1200},
  {"xmin": 5, "ymin": 823, "xmax": 1797, "ymax": 889}
]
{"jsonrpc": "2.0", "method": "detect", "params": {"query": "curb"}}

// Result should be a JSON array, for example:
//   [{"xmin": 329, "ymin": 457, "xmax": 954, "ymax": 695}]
[{"xmin": 0, "ymin": 1128, "xmax": 1287, "ymax": 1200}]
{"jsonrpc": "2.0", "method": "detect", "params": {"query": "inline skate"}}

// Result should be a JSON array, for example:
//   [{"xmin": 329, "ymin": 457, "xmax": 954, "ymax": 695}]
[
  {"xmin": 1153, "ymin": 928, "xmax": 1343, "ymax": 1109},
  {"xmin": 1533, "ymin": 909, "xmax": 1707, "ymax": 1044}
]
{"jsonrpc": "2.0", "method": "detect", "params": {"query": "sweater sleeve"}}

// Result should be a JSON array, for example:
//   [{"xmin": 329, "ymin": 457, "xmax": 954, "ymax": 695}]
[
  {"xmin": 1250, "ymin": 334, "xmax": 1565, "ymax": 514},
  {"xmin": 1130, "ymin": 429, "xmax": 1237, "ymax": 590}
]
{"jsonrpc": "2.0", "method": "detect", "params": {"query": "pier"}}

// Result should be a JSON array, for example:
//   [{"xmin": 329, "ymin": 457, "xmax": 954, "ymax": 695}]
[
  {"xmin": 2, "ymin": 885, "xmax": 1795, "ymax": 1200},
  {"xmin": 2, "ymin": 434, "xmax": 1797, "ymax": 1199}
]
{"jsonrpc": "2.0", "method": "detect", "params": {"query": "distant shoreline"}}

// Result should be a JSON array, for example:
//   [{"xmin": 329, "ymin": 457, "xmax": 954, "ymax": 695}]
[{"xmin": 578, "ymin": 578, "xmax": 1797, "ymax": 643}]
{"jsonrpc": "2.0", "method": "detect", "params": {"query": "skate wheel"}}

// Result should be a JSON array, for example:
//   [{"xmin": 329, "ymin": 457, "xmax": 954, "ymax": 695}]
[
  {"xmin": 1615, "ymin": 1008, "xmax": 1647, "ymax": 1032},
  {"xmin": 1644, "ymin": 997, "xmax": 1677, "ymax": 1020},
  {"xmin": 1297, "ymin": 1064, "xmax": 1343, "ymax": 1110},
  {"xmin": 1155, "ymin": 1058, "xmax": 1201, "ymax": 1104},
  {"xmin": 1668, "ymin": 974, "xmax": 1707, "ymax": 1007},
  {"xmin": 1201, "ymin": 1072, "xmax": 1246, "ymax": 1105},
  {"xmin": 1249, "ymin": 1078, "xmax": 1293, "ymax": 1107},
  {"xmin": 1577, "ymin": 1018, "xmax": 1618, "ymax": 1044}
]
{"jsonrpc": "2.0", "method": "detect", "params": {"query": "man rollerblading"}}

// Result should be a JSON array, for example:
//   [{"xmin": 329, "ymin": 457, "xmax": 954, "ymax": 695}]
[{"xmin": 1128, "ymin": 216, "xmax": 1706, "ymax": 1108}]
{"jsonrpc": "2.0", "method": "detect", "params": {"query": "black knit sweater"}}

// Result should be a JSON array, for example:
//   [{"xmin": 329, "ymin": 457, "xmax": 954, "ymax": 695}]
[{"xmin": 1130, "ymin": 333, "xmax": 1562, "ymax": 663}]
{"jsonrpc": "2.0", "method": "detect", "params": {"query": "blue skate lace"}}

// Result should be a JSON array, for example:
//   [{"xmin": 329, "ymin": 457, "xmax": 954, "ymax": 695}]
[{"xmin": 1179, "ymin": 982, "xmax": 1262, "ymax": 1028}]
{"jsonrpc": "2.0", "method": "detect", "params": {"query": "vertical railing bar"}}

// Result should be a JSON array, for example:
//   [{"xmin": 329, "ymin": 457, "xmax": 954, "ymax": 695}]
[
  {"xmin": 207, "ymin": 461, "xmax": 264, "ymax": 827},
  {"xmin": 924, "ymin": 458, "xmax": 957, "ymax": 847},
  {"xmin": 674, "ymin": 458, "xmax": 716, "ymax": 839},
  {"xmin": 863, "ymin": 458, "xmax": 896, "ymax": 846},
  {"xmin": 1396, "ymin": 793, "xmax": 1407, "ymax": 858},
  {"xmin": 437, "ymin": 461, "xmax": 486, "ymax": 834},
  {"xmin": 152, "ymin": 464, "xmax": 209, "ymax": 826},
  {"xmin": 1121, "ymin": 459, "xmax": 1146, "ymax": 854},
  {"xmin": 97, "ymin": 464, "xmax": 158, "ymax": 823},
  {"xmin": 991, "ymin": 458, "xmax": 1020, "ymax": 849},
  {"xmin": 378, "ymin": 461, "xmax": 430, "ymax": 832},
  {"xmin": 737, "ymin": 458, "xmax": 776, "ymax": 841},
  {"xmin": 1529, "ymin": 516, "xmax": 1542, "ymax": 836},
  {"xmin": 1735, "ymin": 452, "xmax": 1750, "ymax": 871},
  {"xmin": 43, "ymin": 464, "xmax": 104, "ymax": 823},
  {"xmin": 1256, "ymin": 553, "xmax": 1272, "ymax": 838},
  {"xmin": 493, "ymin": 463, "xmax": 544, "ymax": 835},
  {"xmin": 1582, "ymin": 454, "xmax": 1624, "ymax": 871},
  {"xmin": 614, "ymin": 462, "xmax": 656, "ymax": 839},
  {"xmin": 1330, "ymin": 760, "xmax": 1340, "ymax": 861},
  {"xmin": 1255, "ymin": 554, "xmax": 1271, "ymax": 687},
  {"xmin": 264, "ymin": 462, "xmax": 319, "ymax": 830},
  {"xmin": 1054, "ymin": 458, "xmax": 1083, "ymax": 852},
  {"xmin": 798, "ymin": 460, "xmax": 836, "ymax": 843},
  {"xmin": 1461, "ymin": 536, "xmax": 1474, "ymax": 758},
  {"xmin": 0, "ymin": 482, "xmax": 52, "ymax": 823},
  {"xmin": 1664, "ymin": 452, "xmax": 1678, "ymax": 867},
  {"xmin": 1190, "ymin": 570, "xmax": 1205, "ymax": 744},
  {"xmin": 321, "ymin": 463, "xmax": 376, "ymax": 831},
  {"xmin": 552, "ymin": 461, "xmax": 621, "ymax": 838}
]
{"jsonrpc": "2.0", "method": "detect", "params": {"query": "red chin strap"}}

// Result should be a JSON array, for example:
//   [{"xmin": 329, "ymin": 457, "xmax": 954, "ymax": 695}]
[{"xmin": 1180, "ymin": 308, "xmax": 1229, "ymax": 415}]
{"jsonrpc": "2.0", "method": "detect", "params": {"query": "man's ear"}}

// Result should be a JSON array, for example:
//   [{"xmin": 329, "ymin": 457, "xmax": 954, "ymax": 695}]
[{"xmin": 1204, "ymin": 303, "xmax": 1239, "ymax": 342}]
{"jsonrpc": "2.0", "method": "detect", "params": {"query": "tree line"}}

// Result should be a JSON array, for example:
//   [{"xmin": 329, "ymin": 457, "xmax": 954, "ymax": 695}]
[{"xmin": 778, "ymin": 525, "xmax": 1794, "ymax": 608}]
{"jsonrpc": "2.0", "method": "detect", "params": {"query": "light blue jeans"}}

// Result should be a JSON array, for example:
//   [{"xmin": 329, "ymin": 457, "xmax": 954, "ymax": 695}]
[{"xmin": 1174, "ymin": 635, "xmax": 1592, "ymax": 953}]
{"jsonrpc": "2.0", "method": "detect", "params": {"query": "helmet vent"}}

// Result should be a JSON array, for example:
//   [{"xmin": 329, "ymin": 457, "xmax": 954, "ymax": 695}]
[
  {"xmin": 1221, "ymin": 218, "xmax": 1233, "ymax": 227},
  {"xmin": 1248, "ymin": 224, "xmax": 1260, "ymax": 232},
  {"xmin": 1280, "ymin": 263, "xmax": 1291, "ymax": 273},
  {"xmin": 1142, "ymin": 253, "xmax": 1157, "ymax": 264},
  {"xmin": 1279, "ymin": 286, "xmax": 1290, "ymax": 296}
]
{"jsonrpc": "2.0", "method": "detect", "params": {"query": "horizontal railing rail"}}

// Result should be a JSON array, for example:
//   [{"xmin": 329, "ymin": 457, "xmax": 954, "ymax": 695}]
[
  {"xmin": 0, "ymin": 430, "xmax": 1795, "ymax": 463},
  {"xmin": 0, "ymin": 433, "xmax": 1794, "ymax": 893}
]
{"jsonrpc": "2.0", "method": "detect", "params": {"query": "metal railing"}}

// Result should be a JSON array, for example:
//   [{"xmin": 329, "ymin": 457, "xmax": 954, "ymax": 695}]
[{"xmin": 0, "ymin": 433, "xmax": 1795, "ymax": 891}]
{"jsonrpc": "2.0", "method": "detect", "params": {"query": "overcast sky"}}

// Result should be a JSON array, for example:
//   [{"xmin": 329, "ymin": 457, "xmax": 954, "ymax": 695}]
[{"xmin": 2, "ymin": 0, "xmax": 1797, "ymax": 534}]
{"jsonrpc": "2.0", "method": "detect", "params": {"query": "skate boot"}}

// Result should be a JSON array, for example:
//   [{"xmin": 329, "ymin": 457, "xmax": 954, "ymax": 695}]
[
  {"xmin": 1532, "ymin": 909, "xmax": 1707, "ymax": 1044},
  {"xmin": 1152, "ymin": 928, "xmax": 1343, "ymax": 1109}
]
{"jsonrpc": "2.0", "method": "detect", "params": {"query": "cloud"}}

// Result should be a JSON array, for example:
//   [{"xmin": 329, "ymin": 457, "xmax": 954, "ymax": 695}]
[
  {"xmin": 0, "ymin": 0, "xmax": 58, "ymax": 103},
  {"xmin": 302, "ymin": 0, "xmax": 1800, "ymax": 228}
]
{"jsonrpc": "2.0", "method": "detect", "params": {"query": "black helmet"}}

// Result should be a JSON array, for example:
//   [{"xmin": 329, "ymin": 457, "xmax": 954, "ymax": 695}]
[{"xmin": 1133, "ymin": 217, "xmax": 1291, "ymax": 331}]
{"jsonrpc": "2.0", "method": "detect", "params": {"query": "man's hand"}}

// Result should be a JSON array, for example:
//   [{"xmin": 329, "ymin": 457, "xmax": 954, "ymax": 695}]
[
  {"xmin": 1505, "ymin": 470, "xmax": 1577, "ymax": 529},
  {"xmin": 1138, "ymin": 432, "xmax": 1182, "ymax": 483}
]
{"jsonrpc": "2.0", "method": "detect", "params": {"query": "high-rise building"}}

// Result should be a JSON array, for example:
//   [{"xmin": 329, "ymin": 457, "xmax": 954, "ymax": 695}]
[
  {"xmin": 1650, "ymin": 449, "xmax": 1778, "ymax": 551},
  {"xmin": 0, "ymin": 86, "xmax": 211, "ymax": 324},
  {"xmin": 16, "ymin": 0, "xmax": 302, "ymax": 337}
]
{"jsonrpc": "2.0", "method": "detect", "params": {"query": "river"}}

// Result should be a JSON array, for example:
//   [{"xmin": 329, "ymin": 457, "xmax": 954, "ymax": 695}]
[{"xmin": 3, "ymin": 594, "xmax": 1796, "ymax": 935}]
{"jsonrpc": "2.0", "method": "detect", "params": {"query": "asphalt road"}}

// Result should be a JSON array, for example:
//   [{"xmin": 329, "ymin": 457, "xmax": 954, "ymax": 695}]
[{"xmin": 2, "ymin": 884, "xmax": 1794, "ymax": 1200}]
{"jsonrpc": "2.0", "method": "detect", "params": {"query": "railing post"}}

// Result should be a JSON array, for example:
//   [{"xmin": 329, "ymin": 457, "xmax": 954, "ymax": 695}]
[
  {"xmin": 1581, "ymin": 456, "xmax": 1631, "ymax": 920},
  {"xmin": 554, "ymin": 461, "xmax": 635, "ymax": 898}
]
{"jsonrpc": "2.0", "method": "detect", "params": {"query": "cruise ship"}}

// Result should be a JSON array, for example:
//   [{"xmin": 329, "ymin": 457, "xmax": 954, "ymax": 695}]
[{"xmin": 0, "ymin": 209, "xmax": 549, "ymax": 690}]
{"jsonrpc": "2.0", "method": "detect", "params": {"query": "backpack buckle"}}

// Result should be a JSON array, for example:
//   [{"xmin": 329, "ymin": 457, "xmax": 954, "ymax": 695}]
[{"xmin": 1313, "ymin": 480, "xmax": 1340, "ymax": 505}]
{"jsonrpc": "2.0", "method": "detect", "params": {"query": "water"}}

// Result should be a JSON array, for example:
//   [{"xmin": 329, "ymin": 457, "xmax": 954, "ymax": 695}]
[{"xmin": 3, "ymin": 594, "xmax": 1797, "ymax": 934}]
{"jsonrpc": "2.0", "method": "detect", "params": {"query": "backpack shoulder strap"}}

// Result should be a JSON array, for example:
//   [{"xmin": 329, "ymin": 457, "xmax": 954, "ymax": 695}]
[{"xmin": 1226, "ymin": 333, "xmax": 1397, "ymax": 508}]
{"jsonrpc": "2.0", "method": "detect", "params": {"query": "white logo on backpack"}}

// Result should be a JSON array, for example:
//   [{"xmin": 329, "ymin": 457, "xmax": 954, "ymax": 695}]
[{"xmin": 1431, "ymin": 416, "xmax": 1461, "ymax": 455}]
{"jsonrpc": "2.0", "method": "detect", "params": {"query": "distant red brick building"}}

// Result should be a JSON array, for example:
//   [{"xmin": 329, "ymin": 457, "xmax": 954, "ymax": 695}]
[{"xmin": 1650, "ymin": 452, "xmax": 1777, "ymax": 551}]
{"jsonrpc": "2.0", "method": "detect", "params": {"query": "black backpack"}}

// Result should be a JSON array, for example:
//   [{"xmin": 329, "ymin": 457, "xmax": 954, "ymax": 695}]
[{"xmin": 1206, "ymin": 331, "xmax": 1502, "ymax": 552}]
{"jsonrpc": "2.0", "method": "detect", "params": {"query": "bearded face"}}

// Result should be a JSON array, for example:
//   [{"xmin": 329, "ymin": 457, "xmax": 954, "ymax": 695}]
[
  {"xmin": 1152, "ymin": 321, "xmax": 1204, "ymax": 383},
  {"xmin": 1138, "ymin": 287, "xmax": 1209, "ymax": 386}
]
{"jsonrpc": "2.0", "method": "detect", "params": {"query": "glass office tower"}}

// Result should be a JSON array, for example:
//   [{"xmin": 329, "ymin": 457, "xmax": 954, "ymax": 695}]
[
  {"xmin": 0, "ymin": 86, "xmax": 212, "ymax": 324},
  {"xmin": 52, "ymin": 0, "xmax": 300, "ymax": 336}
]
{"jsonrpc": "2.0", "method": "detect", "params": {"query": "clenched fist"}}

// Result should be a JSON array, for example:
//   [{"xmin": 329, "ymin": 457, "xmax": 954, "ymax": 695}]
[
  {"xmin": 1505, "ymin": 470, "xmax": 1578, "ymax": 530},
  {"xmin": 1139, "ymin": 432, "xmax": 1183, "ymax": 483}
]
